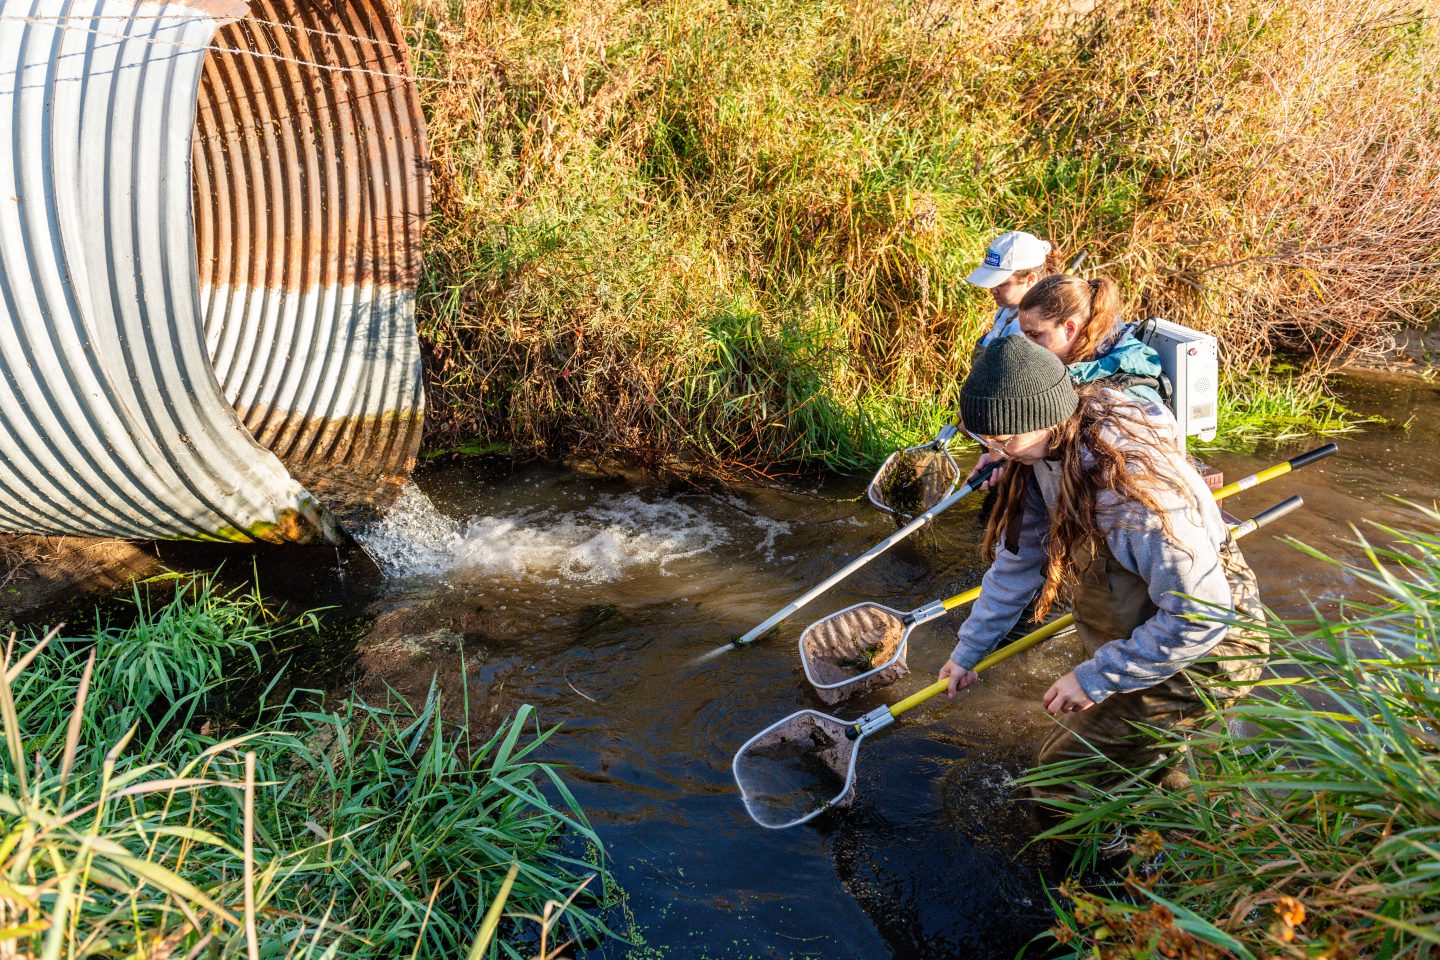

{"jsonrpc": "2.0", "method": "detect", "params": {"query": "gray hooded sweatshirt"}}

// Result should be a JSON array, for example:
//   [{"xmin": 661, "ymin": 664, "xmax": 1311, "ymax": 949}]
[{"xmin": 948, "ymin": 396, "xmax": 1235, "ymax": 704}]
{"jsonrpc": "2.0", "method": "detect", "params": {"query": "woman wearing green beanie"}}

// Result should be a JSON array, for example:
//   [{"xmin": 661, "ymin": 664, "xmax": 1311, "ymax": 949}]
[{"xmin": 939, "ymin": 335, "xmax": 1267, "ymax": 817}]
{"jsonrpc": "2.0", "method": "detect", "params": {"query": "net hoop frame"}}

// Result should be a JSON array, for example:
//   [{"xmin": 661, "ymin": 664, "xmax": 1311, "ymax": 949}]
[
  {"xmin": 865, "ymin": 440, "xmax": 962, "ymax": 520},
  {"xmin": 798, "ymin": 601, "xmax": 912, "ymax": 703},
  {"xmin": 731, "ymin": 708, "xmax": 863, "ymax": 830}
]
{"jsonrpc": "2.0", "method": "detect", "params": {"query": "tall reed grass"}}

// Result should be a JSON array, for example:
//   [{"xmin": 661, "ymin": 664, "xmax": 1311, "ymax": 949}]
[
  {"xmin": 395, "ymin": 0, "xmax": 1439, "ymax": 477},
  {"xmin": 0, "ymin": 576, "xmax": 609, "ymax": 958},
  {"xmin": 1031, "ymin": 507, "xmax": 1440, "ymax": 959}
]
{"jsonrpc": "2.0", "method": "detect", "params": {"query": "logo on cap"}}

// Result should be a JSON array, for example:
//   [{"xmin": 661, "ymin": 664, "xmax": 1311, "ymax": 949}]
[{"xmin": 984, "ymin": 248, "xmax": 1003, "ymax": 268}]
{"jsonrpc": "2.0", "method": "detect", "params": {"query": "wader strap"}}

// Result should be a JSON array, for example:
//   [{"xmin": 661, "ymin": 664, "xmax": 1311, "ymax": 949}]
[{"xmin": 1103, "ymin": 372, "xmax": 1172, "ymax": 404}]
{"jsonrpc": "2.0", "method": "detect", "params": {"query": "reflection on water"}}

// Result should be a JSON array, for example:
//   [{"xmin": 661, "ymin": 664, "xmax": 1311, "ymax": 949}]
[
  {"xmin": 734, "ymin": 714, "xmax": 854, "ymax": 828},
  {"xmin": 22, "ymin": 373, "xmax": 1435, "ymax": 959}
]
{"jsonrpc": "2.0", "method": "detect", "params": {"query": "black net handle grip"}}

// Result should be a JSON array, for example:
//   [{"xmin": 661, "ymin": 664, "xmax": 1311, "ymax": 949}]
[
  {"xmin": 1288, "ymin": 442, "xmax": 1338, "ymax": 471},
  {"xmin": 1247, "ymin": 495, "xmax": 1304, "ymax": 530},
  {"xmin": 964, "ymin": 457, "xmax": 1001, "ymax": 492}
]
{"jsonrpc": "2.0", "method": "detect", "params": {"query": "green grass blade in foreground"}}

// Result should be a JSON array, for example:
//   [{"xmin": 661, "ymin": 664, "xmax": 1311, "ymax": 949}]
[
  {"xmin": 1030, "ymin": 504, "xmax": 1440, "ymax": 960},
  {"xmin": 1, "ymin": 572, "xmax": 617, "ymax": 959}
]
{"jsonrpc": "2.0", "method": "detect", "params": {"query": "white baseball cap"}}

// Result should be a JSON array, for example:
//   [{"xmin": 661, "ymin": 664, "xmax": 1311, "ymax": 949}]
[{"xmin": 965, "ymin": 231, "xmax": 1052, "ymax": 288}]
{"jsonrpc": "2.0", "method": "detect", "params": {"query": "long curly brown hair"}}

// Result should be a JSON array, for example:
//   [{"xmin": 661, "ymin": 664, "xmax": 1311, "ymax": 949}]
[{"xmin": 982, "ymin": 386, "xmax": 1197, "ymax": 620}]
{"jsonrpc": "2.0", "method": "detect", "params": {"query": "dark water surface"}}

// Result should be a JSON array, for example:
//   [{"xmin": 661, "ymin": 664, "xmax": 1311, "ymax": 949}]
[{"xmin": 21, "ymin": 374, "xmax": 1439, "ymax": 959}]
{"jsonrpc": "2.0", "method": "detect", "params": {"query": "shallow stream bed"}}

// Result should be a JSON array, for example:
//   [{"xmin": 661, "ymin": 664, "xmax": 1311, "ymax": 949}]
[{"xmin": 12, "ymin": 373, "xmax": 1439, "ymax": 958}]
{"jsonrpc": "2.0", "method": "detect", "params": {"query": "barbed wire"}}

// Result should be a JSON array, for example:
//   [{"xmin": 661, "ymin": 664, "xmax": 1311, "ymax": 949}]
[{"xmin": 0, "ymin": 11, "xmax": 460, "ymax": 86}]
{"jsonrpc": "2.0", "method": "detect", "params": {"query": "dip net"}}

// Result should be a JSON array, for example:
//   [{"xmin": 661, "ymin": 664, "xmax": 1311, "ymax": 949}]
[
  {"xmin": 868, "ymin": 446, "xmax": 960, "ymax": 520},
  {"xmin": 732, "ymin": 710, "xmax": 859, "ymax": 829},
  {"xmin": 799, "ymin": 603, "xmax": 909, "ymax": 704}
]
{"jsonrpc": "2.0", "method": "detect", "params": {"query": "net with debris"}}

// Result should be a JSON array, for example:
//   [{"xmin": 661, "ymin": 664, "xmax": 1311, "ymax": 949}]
[
  {"xmin": 733, "ymin": 711, "xmax": 858, "ymax": 829},
  {"xmin": 800, "ymin": 603, "xmax": 909, "ymax": 704},
  {"xmin": 870, "ymin": 446, "xmax": 960, "ymax": 519}
]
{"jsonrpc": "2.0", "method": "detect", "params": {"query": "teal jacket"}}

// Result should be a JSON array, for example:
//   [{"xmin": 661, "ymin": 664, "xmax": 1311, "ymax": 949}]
[{"xmin": 1068, "ymin": 323, "xmax": 1166, "ymax": 406}]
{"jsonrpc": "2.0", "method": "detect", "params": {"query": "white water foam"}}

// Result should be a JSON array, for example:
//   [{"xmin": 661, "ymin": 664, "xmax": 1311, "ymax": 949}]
[
  {"xmin": 352, "ymin": 484, "xmax": 458, "ymax": 576},
  {"xmin": 355, "ymin": 482, "xmax": 738, "ymax": 582}
]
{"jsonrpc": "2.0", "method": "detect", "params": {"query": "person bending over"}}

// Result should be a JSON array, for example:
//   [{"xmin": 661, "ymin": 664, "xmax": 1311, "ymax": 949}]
[
  {"xmin": 964, "ymin": 230, "xmax": 1062, "ymax": 349},
  {"xmin": 939, "ymin": 335, "xmax": 1266, "ymax": 824},
  {"xmin": 968, "ymin": 273, "xmax": 1168, "ymax": 488}
]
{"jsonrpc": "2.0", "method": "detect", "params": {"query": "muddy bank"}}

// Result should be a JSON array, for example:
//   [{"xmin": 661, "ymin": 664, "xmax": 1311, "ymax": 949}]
[
  {"xmin": 0, "ymin": 534, "xmax": 162, "ymax": 624},
  {"xmin": 1338, "ymin": 326, "xmax": 1439, "ymax": 378}
]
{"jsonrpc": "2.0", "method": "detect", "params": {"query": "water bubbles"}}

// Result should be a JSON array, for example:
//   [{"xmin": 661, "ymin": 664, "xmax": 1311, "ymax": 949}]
[{"xmin": 353, "ymin": 482, "xmax": 738, "ymax": 583}]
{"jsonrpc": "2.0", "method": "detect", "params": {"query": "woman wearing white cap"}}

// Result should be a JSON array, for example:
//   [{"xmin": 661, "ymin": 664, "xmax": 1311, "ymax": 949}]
[{"xmin": 966, "ymin": 230, "xmax": 1061, "ymax": 349}]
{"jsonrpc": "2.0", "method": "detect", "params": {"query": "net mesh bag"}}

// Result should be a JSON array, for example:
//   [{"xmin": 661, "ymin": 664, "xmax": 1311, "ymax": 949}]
[
  {"xmin": 871, "ymin": 447, "xmax": 960, "ymax": 519},
  {"xmin": 733, "ymin": 711, "xmax": 858, "ymax": 828},
  {"xmin": 800, "ymin": 604, "xmax": 909, "ymax": 704}
]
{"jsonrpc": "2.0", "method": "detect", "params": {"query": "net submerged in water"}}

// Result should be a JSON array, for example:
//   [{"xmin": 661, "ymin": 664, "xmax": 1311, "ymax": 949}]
[
  {"xmin": 800, "ymin": 604, "xmax": 909, "ymax": 704},
  {"xmin": 733, "ymin": 712, "xmax": 857, "ymax": 828},
  {"xmin": 872, "ymin": 447, "xmax": 959, "ymax": 519}
]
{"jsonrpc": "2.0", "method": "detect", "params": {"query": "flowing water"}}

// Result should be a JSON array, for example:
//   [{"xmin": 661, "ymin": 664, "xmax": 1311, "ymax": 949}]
[
  {"xmin": 20, "ymin": 373, "xmax": 1440, "ymax": 958},
  {"xmin": 734, "ymin": 715, "xmax": 856, "ymax": 829}
]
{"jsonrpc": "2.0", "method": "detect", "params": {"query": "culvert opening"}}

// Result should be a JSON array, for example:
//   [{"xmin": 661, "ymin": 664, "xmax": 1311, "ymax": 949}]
[{"xmin": 192, "ymin": 0, "xmax": 430, "ymax": 524}]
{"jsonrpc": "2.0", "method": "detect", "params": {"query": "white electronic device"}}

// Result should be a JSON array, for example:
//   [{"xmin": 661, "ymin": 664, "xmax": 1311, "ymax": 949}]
[{"xmin": 1138, "ymin": 317, "xmax": 1219, "ymax": 446}]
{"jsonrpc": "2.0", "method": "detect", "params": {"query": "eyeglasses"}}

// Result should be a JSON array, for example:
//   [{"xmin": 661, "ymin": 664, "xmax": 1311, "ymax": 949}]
[{"xmin": 964, "ymin": 427, "xmax": 1015, "ymax": 457}]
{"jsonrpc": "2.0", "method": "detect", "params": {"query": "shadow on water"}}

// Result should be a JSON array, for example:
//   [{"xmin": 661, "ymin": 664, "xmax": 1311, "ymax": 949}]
[{"xmin": 9, "ymin": 372, "xmax": 1438, "ymax": 959}]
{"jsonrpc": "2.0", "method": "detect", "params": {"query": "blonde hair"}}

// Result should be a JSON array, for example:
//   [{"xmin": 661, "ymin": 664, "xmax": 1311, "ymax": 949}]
[{"xmin": 1018, "ymin": 274, "xmax": 1122, "ymax": 362}]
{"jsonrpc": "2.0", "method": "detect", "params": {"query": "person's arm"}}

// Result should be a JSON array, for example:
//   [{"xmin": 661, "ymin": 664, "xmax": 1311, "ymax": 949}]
[
  {"xmin": 947, "ymin": 477, "xmax": 1049, "ymax": 670},
  {"xmin": 1070, "ymin": 493, "xmax": 1233, "ymax": 704}
]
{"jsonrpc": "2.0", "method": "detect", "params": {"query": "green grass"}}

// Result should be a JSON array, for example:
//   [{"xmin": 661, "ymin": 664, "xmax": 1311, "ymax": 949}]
[
  {"xmin": 398, "ymin": 0, "xmax": 1439, "ymax": 477},
  {"xmin": 1028, "ymin": 505, "xmax": 1440, "ymax": 959},
  {"xmin": 0, "ymin": 575, "xmax": 610, "ymax": 958},
  {"xmin": 1201, "ymin": 365, "xmax": 1375, "ymax": 451}
]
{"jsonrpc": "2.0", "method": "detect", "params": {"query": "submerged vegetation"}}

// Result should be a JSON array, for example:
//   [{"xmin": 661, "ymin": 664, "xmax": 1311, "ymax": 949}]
[
  {"xmin": 1031, "ymin": 509, "xmax": 1440, "ymax": 959},
  {"xmin": 397, "ymin": 0, "xmax": 1439, "ymax": 477},
  {"xmin": 0, "ymin": 576, "xmax": 608, "ymax": 958}
]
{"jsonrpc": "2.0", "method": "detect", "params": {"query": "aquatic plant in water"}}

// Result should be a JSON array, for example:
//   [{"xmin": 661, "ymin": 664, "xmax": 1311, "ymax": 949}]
[{"xmin": 1030, "ymin": 505, "xmax": 1440, "ymax": 959}]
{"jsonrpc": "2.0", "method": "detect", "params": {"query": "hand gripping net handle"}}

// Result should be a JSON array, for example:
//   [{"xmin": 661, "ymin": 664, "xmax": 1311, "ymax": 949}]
[
  {"xmin": 860, "ymin": 493, "xmax": 1306, "ymax": 732},
  {"xmin": 799, "ymin": 445, "xmax": 1334, "ymax": 700},
  {"xmin": 735, "ymin": 494, "xmax": 1306, "ymax": 829}
]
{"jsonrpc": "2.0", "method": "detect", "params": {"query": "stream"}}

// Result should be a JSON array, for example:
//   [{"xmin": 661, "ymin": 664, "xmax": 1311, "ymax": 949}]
[{"xmin": 12, "ymin": 373, "xmax": 1440, "ymax": 958}]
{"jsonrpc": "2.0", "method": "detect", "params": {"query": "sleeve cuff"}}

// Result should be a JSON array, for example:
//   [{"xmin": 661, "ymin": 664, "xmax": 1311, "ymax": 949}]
[
  {"xmin": 950, "ymin": 639, "xmax": 985, "ymax": 672},
  {"xmin": 1072, "ymin": 660, "xmax": 1114, "ymax": 705}
]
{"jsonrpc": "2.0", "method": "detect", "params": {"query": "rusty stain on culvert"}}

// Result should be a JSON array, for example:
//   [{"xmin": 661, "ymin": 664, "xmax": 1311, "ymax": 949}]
[{"xmin": 0, "ymin": 0, "xmax": 429, "ymax": 542}]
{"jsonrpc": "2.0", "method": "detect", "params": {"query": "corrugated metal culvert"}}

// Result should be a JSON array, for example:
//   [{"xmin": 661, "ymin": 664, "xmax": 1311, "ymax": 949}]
[{"xmin": 0, "ymin": 0, "xmax": 429, "ymax": 543}]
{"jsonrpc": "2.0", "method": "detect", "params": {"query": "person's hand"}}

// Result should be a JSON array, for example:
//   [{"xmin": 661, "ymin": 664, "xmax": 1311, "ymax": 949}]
[
  {"xmin": 966, "ymin": 451, "xmax": 1006, "ymax": 491},
  {"xmin": 938, "ymin": 659, "xmax": 979, "ymax": 698},
  {"xmin": 1043, "ymin": 671, "xmax": 1095, "ymax": 716}
]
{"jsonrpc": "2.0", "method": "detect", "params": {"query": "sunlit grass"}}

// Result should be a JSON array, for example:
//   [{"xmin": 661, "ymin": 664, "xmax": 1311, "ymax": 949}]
[
  {"xmin": 1029, "ymin": 505, "xmax": 1440, "ymax": 959},
  {"xmin": 396, "ymin": 0, "xmax": 1438, "ymax": 476},
  {"xmin": 1202, "ymin": 367, "xmax": 1374, "ymax": 451},
  {"xmin": 0, "ymin": 575, "xmax": 610, "ymax": 958}
]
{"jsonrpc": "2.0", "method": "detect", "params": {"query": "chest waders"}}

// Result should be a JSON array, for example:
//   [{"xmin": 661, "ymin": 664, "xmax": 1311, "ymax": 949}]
[{"xmin": 1031, "ymin": 534, "xmax": 1269, "ymax": 814}]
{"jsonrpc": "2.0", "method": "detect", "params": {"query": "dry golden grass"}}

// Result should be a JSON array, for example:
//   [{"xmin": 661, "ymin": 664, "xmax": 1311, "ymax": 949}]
[{"xmin": 395, "ymin": 0, "xmax": 1440, "ymax": 475}]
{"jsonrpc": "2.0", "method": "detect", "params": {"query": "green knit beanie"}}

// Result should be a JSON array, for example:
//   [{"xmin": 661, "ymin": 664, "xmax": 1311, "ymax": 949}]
[{"xmin": 960, "ymin": 334, "xmax": 1078, "ymax": 436}]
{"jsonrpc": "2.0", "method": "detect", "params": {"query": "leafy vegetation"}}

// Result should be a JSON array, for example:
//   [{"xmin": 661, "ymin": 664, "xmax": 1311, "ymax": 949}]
[
  {"xmin": 1204, "ymin": 365, "xmax": 1374, "ymax": 451},
  {"xmin": 1030, "ymin": 507, "xmax": 1440, "ymax": 959},
  {"xmin": 0, "ymin": 575, "xmax": 608, "ymax": 958},
  {"xmin": 396, "ymin": 0, "xmax": 1439, "ymax": 477}
]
